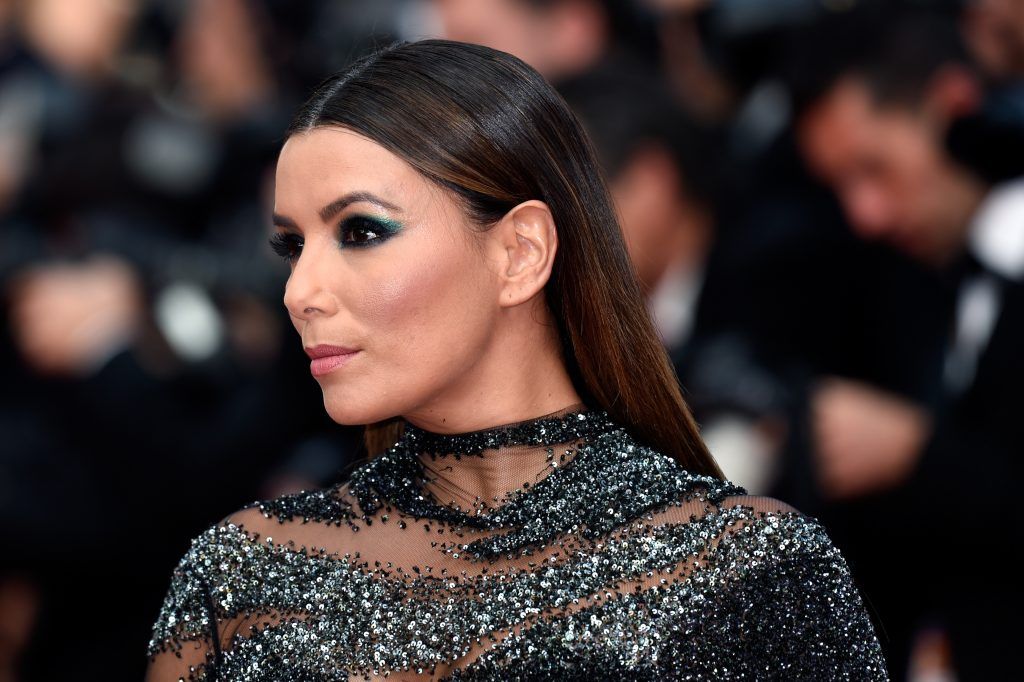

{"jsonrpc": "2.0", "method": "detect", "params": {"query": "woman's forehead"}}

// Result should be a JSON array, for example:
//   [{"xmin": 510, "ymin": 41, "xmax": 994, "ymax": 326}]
[
  {"xmin": 278, "ymin": 128, "xmax": 407, "ymax": 178},
  {"xmin": 275, "ymin": 128, "xmax": 428, "ymax": 212}
]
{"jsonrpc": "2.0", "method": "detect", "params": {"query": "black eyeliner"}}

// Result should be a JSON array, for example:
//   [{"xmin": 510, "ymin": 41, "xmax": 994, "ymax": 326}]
[{"xmin": 338, "ymin": 214, "xmax": 403, "ymax": 248}]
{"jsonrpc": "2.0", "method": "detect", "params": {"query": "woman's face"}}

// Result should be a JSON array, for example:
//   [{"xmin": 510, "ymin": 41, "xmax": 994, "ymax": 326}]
[{"xmin": 273, "ymin": 127, "xmax": 502, "ymax": 425}]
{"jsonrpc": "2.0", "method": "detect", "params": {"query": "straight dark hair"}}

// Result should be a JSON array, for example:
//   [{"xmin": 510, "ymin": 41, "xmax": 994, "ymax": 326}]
[{"xmin": 287, "ymin": 39, "xmax": 723, "ymax": 479}]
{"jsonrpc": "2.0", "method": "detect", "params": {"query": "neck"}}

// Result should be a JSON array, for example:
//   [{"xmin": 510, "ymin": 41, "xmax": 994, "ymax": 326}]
[
  {"xmin": 929, "ymin": 165, "xmax": 989, "ymax": 268},
  {"xmin": 407, "ymin": 404, "xmax": 596, "ymax": 513},
  {"xmin": 403, "ymin": 296, "xmax": 583, "ymax": 434}
]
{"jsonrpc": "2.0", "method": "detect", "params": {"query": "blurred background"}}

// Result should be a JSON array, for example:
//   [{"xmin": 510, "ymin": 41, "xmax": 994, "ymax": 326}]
[{"xmin": 0, "ymin": 0, "xmax": 1021, "ymax": 679}]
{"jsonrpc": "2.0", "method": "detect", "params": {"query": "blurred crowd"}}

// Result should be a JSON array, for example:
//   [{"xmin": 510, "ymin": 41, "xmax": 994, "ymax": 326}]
[{"xmin": 0, "ymin": 0, "xmax": 1021, "ymax": 680}]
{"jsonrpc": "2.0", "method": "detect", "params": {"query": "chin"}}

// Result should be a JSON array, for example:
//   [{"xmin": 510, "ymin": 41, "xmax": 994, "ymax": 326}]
[{"xmin": 321, "ymin": 389, "xmax": 397, "ymax": 426}]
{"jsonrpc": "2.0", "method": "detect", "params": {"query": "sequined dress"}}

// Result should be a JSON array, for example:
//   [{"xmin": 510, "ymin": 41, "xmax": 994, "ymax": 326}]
[{"xmin": 147, "ymin": 407, "xmax": 888, "ymax": 680}]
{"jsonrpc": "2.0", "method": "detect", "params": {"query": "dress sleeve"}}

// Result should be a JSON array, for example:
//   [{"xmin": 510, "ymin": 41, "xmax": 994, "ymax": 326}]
[
  {"xmin": 145, "ymin": 527, "xmax": 222, "ymax": 682},
  {"xmin": 727, "ymin": 511, "xmax": 890, "ymax": 680}
]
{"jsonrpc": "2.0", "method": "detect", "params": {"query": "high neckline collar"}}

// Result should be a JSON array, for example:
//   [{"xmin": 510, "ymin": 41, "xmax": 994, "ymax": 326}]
[{"xmin": 399, "ymin": 404, "xmax": 612, "ymax": 457}]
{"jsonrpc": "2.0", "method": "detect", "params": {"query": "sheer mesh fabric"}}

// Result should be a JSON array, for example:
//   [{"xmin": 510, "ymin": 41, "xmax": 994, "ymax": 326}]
[{"xmin": 146, "ymin": 406, "xmax": 887, "ymax": 681}]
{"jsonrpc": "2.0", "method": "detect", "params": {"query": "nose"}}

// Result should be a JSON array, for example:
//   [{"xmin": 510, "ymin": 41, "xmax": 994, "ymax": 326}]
[{"xmin": 283, "ymin": 244, "xmax": 339, "ymax": 322}]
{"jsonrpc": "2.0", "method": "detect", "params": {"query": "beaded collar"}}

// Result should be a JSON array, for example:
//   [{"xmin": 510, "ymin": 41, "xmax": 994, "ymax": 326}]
[
  {"xmin": 399, "ymin": 406, "xmax": 612, "ymax": 458},
  {"xmin": 262, "ymin": 406, "xmax": 746, "ymax": 558}
]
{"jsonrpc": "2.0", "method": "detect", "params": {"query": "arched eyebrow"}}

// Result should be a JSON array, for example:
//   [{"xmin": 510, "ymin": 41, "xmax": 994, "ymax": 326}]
[{"xmin": 273, "ymin": 191, "xmax": 403, "ymax": 230}]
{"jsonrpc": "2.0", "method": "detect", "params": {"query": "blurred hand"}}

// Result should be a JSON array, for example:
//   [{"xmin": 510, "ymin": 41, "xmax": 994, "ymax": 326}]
[
  {"xmin": 8, "ymin": 256, "xmax": 142, "ymax": 376},
  {"xmin": 811, "ymin": 377, "xmax": 931, "ymax": 500}
]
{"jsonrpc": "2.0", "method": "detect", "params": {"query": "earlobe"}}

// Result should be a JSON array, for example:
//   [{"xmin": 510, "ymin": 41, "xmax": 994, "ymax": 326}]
[{"xmin": 497, "ymin": 200, "xmax": 557, "ymax": 308}]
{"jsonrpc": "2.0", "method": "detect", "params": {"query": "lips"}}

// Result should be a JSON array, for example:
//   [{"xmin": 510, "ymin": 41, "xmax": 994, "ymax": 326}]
[{"xmin": 304, "ymin": 344, "xmax": 360, "ymax": 377}]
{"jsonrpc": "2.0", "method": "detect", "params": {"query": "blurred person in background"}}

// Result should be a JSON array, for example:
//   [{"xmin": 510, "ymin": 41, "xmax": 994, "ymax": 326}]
[
  {"xmin": 953, "ymin": 0, "xmax": 1024, "ymax": 183},
  {"xmin": 795, "ymin": 5, "xmax": 1022, "ymax": 679},
  {"xmin": 647, "ymin": 1, "xmax": 965, "ymax": 678},
  {"xmin": 1, "ymin": 1, "xmax": 147, "ymax": 678},
  {"xmin": 640, "ymin": 0, "xmax": 748, "ymax": 123},
  {"xmin": 560, "ymin": 64, "xmax": 719, "ymax": 351},
  {"xmin": 0, "ymin": 0, "xmax": 385, "ymax": 678},
  {"xmin": 559, "ymin": 64, "xmax": 783, "ymax": 490},
  {"xmin": 963, "ymin": 0, "xmax": 1024, "ymax": 83},
  {"xmin": 431, "ymin": 0, "xmax": 661, "ymax": 84}
]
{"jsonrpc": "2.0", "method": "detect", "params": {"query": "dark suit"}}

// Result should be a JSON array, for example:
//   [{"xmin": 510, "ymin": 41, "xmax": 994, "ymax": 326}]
[
  {"xmin": 904, "ymin": 261, "xmax": 1023, "ymax": 680},
  {"xmin": 678, "ymin": 132, "xmax": 955, "ymax": 680}
]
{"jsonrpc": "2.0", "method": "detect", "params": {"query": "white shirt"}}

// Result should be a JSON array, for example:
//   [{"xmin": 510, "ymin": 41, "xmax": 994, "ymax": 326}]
[
  {"xmin": 648, "ymin": 261, "xmax": 703, "ymax": 351},
  {"xmin": 944, "ymin": 179, "xmax": 1024, "ymax": 393}
]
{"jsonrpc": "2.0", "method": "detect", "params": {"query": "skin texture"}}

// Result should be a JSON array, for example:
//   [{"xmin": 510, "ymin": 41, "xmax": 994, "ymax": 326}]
[
  {"xmin": 798, "ymin": 75, "xmax": 985, "ymax": 268},
  {"xmin": 273, "ymin": 127, "xmax": 581, "ymax": 436}
]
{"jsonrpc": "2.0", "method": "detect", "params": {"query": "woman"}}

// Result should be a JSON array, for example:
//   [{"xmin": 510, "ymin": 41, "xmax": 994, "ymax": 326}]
[{"xmin": 147, "ymin": 40, "xmax": 887, "ymax": 680}]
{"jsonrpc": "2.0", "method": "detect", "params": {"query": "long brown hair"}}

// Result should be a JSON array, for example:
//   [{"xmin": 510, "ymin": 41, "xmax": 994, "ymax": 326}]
[{"xmin": 287, "ymin": 40, "xmax": 723, "ymax": 479}]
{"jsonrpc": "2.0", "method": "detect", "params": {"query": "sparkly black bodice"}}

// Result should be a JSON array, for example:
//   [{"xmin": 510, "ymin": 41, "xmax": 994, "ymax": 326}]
[{"xmin": 147, "ymin": 408, "xmax": 888, "ymax": 680}]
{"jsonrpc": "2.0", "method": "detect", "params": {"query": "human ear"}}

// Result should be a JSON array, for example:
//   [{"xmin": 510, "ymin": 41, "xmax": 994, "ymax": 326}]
[
  {"xmin": 924, "ymin": 64, "xmax": 982, "ymax": 127},
  {"xmin": 492, "ymin": 200, "xmax": 557, "ymax": 307}
]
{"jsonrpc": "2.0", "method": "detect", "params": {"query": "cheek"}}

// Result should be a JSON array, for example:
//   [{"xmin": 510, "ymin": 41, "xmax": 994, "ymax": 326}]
[
  {"xmin": 319, "ymin": 247, "xmax": 494, "ymax": 424},
  {"xmin": 883, "ymin": 132, "xmax": 940, "ymax": 219},
  {"xmin": 351, "ymin": 238, "xmax": 496, "ymax": 375},
  {"xmin": 362, "ymin": 265, "xmax": 451, "ymax": 340}
]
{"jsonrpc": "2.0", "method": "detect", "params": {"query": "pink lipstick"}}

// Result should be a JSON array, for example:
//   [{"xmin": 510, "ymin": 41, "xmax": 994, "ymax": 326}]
[{"xmin": 304, "ymin": 345, "xmax": 359, "ymax": 377}]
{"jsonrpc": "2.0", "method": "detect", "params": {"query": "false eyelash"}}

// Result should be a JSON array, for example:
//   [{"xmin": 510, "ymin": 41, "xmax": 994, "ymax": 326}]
[{"xmin": 269, "ymin": 232, "xmax": 303, "ymax": 262}]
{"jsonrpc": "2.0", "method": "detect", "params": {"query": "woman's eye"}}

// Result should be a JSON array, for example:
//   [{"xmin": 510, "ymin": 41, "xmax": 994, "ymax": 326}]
[
  {"xmin": 340, "ymin": 216, "xmax": 399, "ymax": 247},
  {"xmin": 268, "ymin": 232, "xmax": 303, "ymax": 263}
]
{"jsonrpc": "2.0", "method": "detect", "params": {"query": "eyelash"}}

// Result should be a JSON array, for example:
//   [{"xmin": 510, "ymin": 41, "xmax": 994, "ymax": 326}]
[
  {"xmin": 268, "ymin": 216, "xmax": 397, "ymax": 263},
  {"xmin": 269, "ymin": 232, "xmax": 303, "ymax": 263}
]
